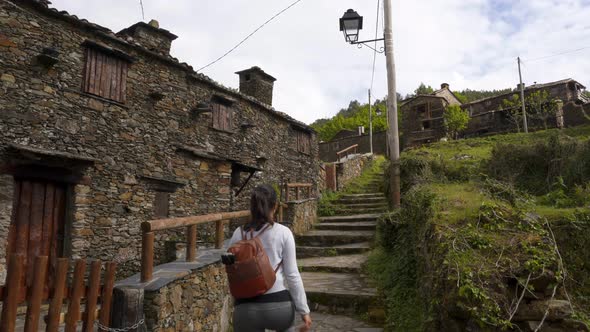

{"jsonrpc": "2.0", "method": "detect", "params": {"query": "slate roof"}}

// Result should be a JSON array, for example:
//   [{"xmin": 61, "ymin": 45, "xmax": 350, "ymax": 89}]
[{"xmin": 16, "ymin": 0, "xmax": 313, "ymax": 131}]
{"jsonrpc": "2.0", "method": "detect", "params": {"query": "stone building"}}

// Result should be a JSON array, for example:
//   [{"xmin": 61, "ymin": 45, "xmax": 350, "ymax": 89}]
[
  {"xmin": 462, "ymin": 78, "xmax": 589, "ymax": 137},
  {"xmin": 319, "ymin": 127, "xmax": 387, "ymax": 162},
  {"xmin": 402, "ymin": 79, "xmax": 590, "ymax": 147},
  {"xmin": 400, "ymin": 83, "xmax": 462, "ymax": 146},
  {"xmin": 0, "ymin": 0, "xmax": 319, "ymax": 287}
]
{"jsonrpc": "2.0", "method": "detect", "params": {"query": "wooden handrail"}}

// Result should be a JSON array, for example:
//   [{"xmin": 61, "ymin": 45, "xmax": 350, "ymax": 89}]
[
  {"xmin": 142, "ymin": 210, "xmax": 250, "ymax": 232},
  {"xmin": 336, "ymin": 144, "xmax": 358, "ymax": 156},
  {"xmin": 141, "ymin": 210, "xmax": 250, "ymax": 283},
  {"xmin": 283, "ymin": 183, "xmax": 313, "ymax": 202}
]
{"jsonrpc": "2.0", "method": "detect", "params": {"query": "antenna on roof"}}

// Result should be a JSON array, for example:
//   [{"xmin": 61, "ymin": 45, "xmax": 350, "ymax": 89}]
[{"xmin": 139, "ymin": 0, "xmax": 145, "ymax": 21}]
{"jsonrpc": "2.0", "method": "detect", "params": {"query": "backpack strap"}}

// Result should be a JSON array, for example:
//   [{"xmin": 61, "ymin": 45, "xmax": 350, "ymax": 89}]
[{"xmin": 274, "ymin": 260, "xmax": 283, "ymax": 273}]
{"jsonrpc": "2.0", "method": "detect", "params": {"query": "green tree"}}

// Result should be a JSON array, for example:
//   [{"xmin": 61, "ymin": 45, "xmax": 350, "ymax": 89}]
[
  {"xmin": 443, "ymin": 105, "xmax": 470, "ymax": 139},
  {"xmin": 526, "ymin": 90, "xmax": 557, "ymax": 130},
  {"xmin": 454, "ymin": 91, "xmax": 468, "ymax": 104},
  {"xmin": 501, "ymin": 94, "xmax": 523, "ymax": 132},
  {"xmin": 414, "ymin": 83, "xmax": 434, "ymax": 96}
]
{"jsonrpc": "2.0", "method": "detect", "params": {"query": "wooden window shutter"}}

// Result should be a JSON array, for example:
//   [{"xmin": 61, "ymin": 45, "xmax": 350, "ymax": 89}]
[
  {"xmin": 212, "ymin": 103, "xmax": 232, "ymax": 131},
  {"xmin": 83, "ymin": 48, "xmax": 129, "ymax": 103},
  {"xmin": 154, "ymin": 192, "xmax": 170, "ymax": 218}
]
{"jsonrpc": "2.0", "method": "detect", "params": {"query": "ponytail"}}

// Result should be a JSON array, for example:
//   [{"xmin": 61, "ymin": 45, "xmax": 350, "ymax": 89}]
[{"xmin": 250, "ymin": 184, "xmax": 278, "ymax": 227}]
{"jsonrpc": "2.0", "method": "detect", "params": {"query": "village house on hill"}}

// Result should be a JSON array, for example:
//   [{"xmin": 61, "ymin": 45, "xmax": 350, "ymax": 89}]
[
  {"xmin": 0, "ymin": 0, "xmax": 319, "ymax": 289},
  {"xmin": 318, "ymin": 127, "xmax": 388, "ymax": 162},
  {"xmin": 401, "ymin": 79, "xmax": 590, "ymax": 147}
]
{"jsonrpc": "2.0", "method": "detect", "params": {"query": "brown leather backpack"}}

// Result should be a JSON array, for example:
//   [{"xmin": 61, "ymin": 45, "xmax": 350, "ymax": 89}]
[{"xmin": 225, "ymin": 224, "xmax": 282, "ymax": 299}]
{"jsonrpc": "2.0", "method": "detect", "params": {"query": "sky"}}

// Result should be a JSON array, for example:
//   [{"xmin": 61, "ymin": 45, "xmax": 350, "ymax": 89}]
[{"xmin": 49, "ymin": 0, "xmax": 590, "ymax": 124}]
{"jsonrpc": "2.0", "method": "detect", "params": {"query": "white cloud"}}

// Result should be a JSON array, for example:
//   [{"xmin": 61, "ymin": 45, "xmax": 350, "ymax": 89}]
[{"xmin": 50, "ymin": 0, "xmax": 590, "ymax": 124}]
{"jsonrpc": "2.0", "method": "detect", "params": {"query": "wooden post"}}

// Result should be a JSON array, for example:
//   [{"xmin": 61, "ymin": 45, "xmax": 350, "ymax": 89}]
[
  {"xmin": 307, "ymin": 186, "xmax": 311, "ymax": 199},
  {"xmin": 215, "ymin": 220, "xmax": 225, "ymax": 249},
  {"xmin": 24, "ymin": 256, "xmax": 48, "ymax": 332},
  {"xmin": 141, "ymin": 232, "xmax": 154, "ymax": 283},
  {"xmin": 47, "ymin": 258, "xmax": 69, "ymax": 332},
  {"xmin": 99, "ymin": 262, "xmax": 117, "ymax": 328},
  {"xmin": 186, "ymin": 225, "xmax": 197, "ymax": 262},
  {"xmin": 65, "ymin": 259, "xmax": 87, "ymax": 332},
  {"xmin": 83, "ymin": 260, "xmax": 102, "ymax": 332},
  {"xmin": 284, "ymin": 184, "xmax": 289, "ymax": 203},
  {"xmin": 0, "ymin": 254, "xmax": 24, "ymax": 332},
  {"xmin": 296, "ymin": 187, "xmax": 300, "ymax": 201},
  {"xmin": 111, "ymin": 286, "xmax": 146, "ymax": 332}
]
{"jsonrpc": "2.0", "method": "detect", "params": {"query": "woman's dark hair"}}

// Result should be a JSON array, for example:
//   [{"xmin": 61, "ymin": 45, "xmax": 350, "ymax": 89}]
[{"xmin": 250, "ymin": 184, "xmax": 278, "ymax": 226}]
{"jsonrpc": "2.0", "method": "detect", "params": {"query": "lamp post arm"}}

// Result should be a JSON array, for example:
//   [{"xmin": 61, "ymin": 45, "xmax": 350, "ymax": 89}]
[{"xmin": 350, "ymin": 37, "xmax": 385, "ymax": 45}]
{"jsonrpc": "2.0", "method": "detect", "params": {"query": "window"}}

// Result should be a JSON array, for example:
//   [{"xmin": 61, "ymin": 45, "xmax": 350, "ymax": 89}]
[
  {"xmin": 416, "ymin": 104, "xmax": 431, "ymax": 119},
  {"xmin": 422, "ymin": 120, "xmax": 432, "ymax": 130},
  {"xmin": 212, "ymin": 103, "xmax": 233, "ymax": 132},
  {"xmin": 154, "ymin": 191, "xmax": 170, "ymax": 218},
  {"xmin": 82, "ymin": 47, "xmax": 129, "ymax": 103},
  {"xmin": 296, "ymin": 130, "xmax": 311, "ymax": 154}
]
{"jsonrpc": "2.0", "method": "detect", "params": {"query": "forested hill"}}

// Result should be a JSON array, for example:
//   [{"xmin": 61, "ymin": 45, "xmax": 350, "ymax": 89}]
[
  {"xmin": 310, "ymin": 99, "xmax": 389, "ymax": 142},
  {"xmin": 310, "ymin": 84, "xmax": 516, "ymax": 142}
]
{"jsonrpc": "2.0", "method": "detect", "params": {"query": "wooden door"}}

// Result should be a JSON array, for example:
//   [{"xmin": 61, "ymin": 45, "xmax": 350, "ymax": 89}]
[{"xmin": 6, "ymin": 178, "xmax": 67, "ymax": 300}]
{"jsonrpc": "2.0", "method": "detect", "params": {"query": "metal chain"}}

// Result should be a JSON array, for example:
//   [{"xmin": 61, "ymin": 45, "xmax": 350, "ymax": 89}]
[{"xmin": 96, "ymin": 319, "xmax": 145, "ymax": 332}]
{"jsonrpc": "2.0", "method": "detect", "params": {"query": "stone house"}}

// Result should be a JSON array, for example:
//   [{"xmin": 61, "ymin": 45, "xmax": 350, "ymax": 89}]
[
  {"xmin": 0, "ymin": 0, "xmax": 319, "ymax": 287},
  {"xmin": 400, "ymin": 83, "xmax": 462, "ymax": 146},
  {"xmin": 462, "ymin": 78, "xmax": 589, "ymax": 136},
  {"xmin": 402, "ymin": 79, "xmax": 590, "ymax": 147},
  {"xmin": 319, "ymin": 127, "xmax": 387, "ymax": 162}
]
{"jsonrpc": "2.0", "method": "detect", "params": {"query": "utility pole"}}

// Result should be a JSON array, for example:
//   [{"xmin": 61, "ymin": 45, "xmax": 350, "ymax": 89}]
[
  {"xmin": 383, "ymin": 0, "xmax": 401, "ymax": 208},
  {"xmin": 369, "ymin": 89, "xmax": 373, "ymax": 155},
  {"xmin": 518, "ymin": 57, "xmax": 528, "ymax": 133}
]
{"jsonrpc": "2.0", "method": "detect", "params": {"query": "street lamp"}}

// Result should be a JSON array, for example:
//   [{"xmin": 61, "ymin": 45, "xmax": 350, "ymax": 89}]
[
  {"xmin": 339, "ymin": 4, "xmax": 401, "ymax": 208},
  {"xmin": 339, "ymin": 9, "xmax": 384, "ymax": 53},
  {"xmin": 339, "ymin": 9, "xmax": 363, "ymax": 43}
]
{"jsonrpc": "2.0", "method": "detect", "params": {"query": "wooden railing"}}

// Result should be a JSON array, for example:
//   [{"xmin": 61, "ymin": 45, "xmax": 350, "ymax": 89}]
[
  {"xmin": 283, "ymin": 183, "xmax": 312, "ymax": 202},
  {"xmin": 0, "ymin": 254, "xmax": 116, "ymax": 332},
  {"xmin": 336, "ymin": 144, "xmax": 359, "ymax": 162},
  {"xmin": 140, "ymin": 210, "xmax": 250, "ymax": 283}
]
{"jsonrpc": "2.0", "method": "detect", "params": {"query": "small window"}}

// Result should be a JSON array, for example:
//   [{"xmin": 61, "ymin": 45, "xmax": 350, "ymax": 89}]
[
  {"xmin": 422, "ymin": 120, "xmax": 432, "ymax": 130},
  {"xmin": 82, "ymin": 48, "xmax": 129, "ymax": 103},
  {"xmin": 296, "ymin": 130, "xmax": 311, "ymax": 154},
  {"xmin": 154, "ymin": 191, "xmax": 170, "ymax": 218},
  {"xmin": 332, "ymin": 142, "xmax": 340, "ymax": 151},
  {"xmin": 212, "ymin": 103, "xmax": 233, "ymax": 132}
]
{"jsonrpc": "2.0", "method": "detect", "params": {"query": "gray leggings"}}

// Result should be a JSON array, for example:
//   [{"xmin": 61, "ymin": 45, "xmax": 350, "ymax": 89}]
[{"xmin": 233, "ymin": 301, "xmax": 295, "ymax": 332}]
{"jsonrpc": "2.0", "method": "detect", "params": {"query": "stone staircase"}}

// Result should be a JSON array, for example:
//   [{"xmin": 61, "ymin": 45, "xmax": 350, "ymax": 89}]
[{"xmin": 296, "ymin": 175, "xmax": 387, "ymax": 331}]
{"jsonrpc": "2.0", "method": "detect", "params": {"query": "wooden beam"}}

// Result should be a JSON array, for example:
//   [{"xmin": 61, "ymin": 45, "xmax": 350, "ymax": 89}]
[
  {"xmin": 186, "ymin": 225, "xmax": 197, "ymax": 262},
  {"xmin": 142, "ymin": 210, "xmax": 249, "ymax": 232}
]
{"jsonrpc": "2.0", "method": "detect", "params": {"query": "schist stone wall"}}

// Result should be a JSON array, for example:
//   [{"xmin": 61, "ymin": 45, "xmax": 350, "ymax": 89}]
[
  {"xmin": 0, "ymin": 0, "xmax": 319, "ymax": 280},
  {"xmin": 336, "ymin": 154, "xmax": 372, "ymax": 191}
]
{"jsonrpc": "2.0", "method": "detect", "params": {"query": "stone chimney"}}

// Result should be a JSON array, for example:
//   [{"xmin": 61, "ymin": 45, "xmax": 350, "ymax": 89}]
[
  {"xmin": 517, "ymin": 83, "xmax": 525, "ymax": 91},
  {"xmin": 235, "ymin": 67, "xmax": 276, "ymax": 106},
  {"xmin": 117, "ymin": 19, "xmax": 178, "ymax": 55},
  {"xmin": 358, "ymin": 126, "xmax": 365, "ymax": 136},
  {"xmin": 441, "ymin": 83, "xmax": 450, "ymax": 89}
]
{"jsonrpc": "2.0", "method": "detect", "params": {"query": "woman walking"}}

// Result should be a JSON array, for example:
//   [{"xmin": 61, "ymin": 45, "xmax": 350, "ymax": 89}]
[{"xmin": 227, "ymin": 184, "xmax": 312, "ymax": 332}]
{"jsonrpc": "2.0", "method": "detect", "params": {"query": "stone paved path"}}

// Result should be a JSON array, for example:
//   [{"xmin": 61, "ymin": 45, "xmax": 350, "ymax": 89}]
[{"xmin": 296, "ymin": 171, "xmax": 387, "ymax": 331}]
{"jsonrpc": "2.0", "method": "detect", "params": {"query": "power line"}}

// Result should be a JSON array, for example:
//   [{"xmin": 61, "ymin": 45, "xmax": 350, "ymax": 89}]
[
  {"xmin": 197, "ymin": 0, "xmax": 303, "ymax": 73},
  {"xmin": 524, "ymin": 45, "xmax": 590, "ymax": 63},
  {"xmin": 369, "ymin": 0, "xmax": 381, "ymax": 94},
  {"xmin": 139, "ymin": 0, "xmax": 145, "ymax": 21}
]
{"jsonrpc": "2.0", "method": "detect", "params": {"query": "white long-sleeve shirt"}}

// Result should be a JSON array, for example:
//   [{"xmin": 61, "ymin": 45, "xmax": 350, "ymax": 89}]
[{"xmin": 228, "ymin": 223, "xmax": 310, "ymax": 315}]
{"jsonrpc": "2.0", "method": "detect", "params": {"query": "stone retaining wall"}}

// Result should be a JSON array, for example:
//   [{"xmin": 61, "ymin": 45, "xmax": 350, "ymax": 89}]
[
  {"xmin": 117, "ymin": 249, "xmax": 232, "ymax": 332},
  {"xmin": 284, "ymin": 198, "xmax": 317, "ymax": 236},
  {"xmin": 336, "ymin": 154, "xmax": 372, "ymax": 191}
]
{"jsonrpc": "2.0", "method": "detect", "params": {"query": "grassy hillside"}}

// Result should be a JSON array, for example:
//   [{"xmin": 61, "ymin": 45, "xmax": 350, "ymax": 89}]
[{"xmin": 370, "ymin": 125, "xmax": 590, "ymax": 331}]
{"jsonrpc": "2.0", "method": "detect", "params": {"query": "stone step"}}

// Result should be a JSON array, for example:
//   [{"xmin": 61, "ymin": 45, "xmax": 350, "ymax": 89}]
[
  {"xmin": 302, "ymin": 272, "xmax": 378, "ymax": 315},
  {"xmin": 296, "ymin": 230, "xmax": 374, "ymax": 246},
  {"xmin": 315, "ymin": 221, "xmax": 377, "ymax": 231},
  {"xmin": 296, "ymin": 242, "xmax": 371, "ymax": 258},
  {"xmin": 332, "ymin": 207, "xmax": 387, "ymax": 215},
  {"xmin": 298, "ymin": 254, "xmax": 367, "ymax": 273},
  {"xmin": 340, "ymin": 193, "xmax": 385, "ymax": 199},
  {"xmin": 311, "ymin": 312, "xmax": 383, "ymax": 332},
  {"xmin": 337, "ymin": 197, "xmax": 387, "ymax": 204},
  {"xmin": 319, "ymin": 214, "xmax": 381, "ymax": 223},
  {"xmin": 334, "ymin": 202, "xmax": 387, "ymax": 209}
]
